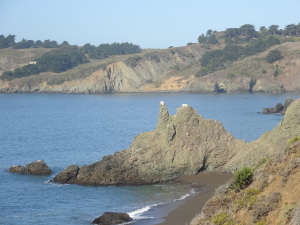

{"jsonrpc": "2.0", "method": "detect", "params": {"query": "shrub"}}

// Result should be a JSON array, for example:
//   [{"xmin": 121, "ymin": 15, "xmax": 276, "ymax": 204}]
[
  {"xmin": 235, "ymin": 188, "xmax": 260, "ymax": 210},
  {"xmin": 232, "ymin": 167, "xmax": 253, "ymax": 191},
  {"xmin": 252, "ymin": 192, "xmax": 281, "ymax": 222},
  {"xmin": 281, "ymin": 203, "xmax": 297, "ymax": 222},
  {"xmin": 144, "ymin": 52, "xmax": 160, "ymax": 62},
  {"xmin": 288, "ymin": 136, "xmax": 300, "ymax": 145},
  {"xmin": 125, "ymin": 56, "xmax": 142, "ymax": 68},
  {"xmin": 273, "ymin": 64, "xmax": 280, "ymax": 77},
  {"xmin": 266, "ymin": 49, "xmax": 283, "ymax": 63},
  {"xmin": 212, "ymin": 212, "xmax": 234, "ymax": 225}
]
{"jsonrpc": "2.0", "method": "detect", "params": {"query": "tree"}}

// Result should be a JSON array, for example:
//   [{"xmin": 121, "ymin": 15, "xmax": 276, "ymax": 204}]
[
  {"xmin": 13, "ymin": 39, "xmax": 35, "ymax": 49},
  {"xmin": 269, "ymin": 25, "xmax": 279, "ymax": 35},
  {"xmin": 239, "ymin": 24, "xmax": 257, "ymax": 40},
  {"xmin": 259, "ymin": 26, "xmax": 269, "ymax": 37},
  {"xmin": 208, "ymin": 34, "xmax": 218, "ymax": 45},
  {"xmin": 6, "ymin": 34, "xmax": 15, "ymax": 47},
  {"xmin": 60, "ymin": 41, "xmax": 69, "ymax": 46},
  {"xmin": 35, "ymin": 40, "xmax": 43, "ymax": 48},
  {"xmin": 206, "ymin": 29, "xmax": 213, "ymax": 36},
  {"xmin": 0, "ymin": 34, "xmax": 15, "ymax": 48},
  {"xmin": 224, "ymin": 28, "xmax": 240, "ymax": 43},
  {"xmin": 284, "ymin": 24, "xmax": 297, "ymax": 36},
  {"xmin": 42, "ymin": 39, "xmax": 58, "ymax": 48},
  {"xmin": 198, "ymin": 33, "xmax": 207, "ymax": 44}
]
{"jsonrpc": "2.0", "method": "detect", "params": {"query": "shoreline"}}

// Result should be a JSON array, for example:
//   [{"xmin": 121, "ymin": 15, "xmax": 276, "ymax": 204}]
[{"xmin": 156, "ymin": 172, "xmax": 232, "ymax": 225}]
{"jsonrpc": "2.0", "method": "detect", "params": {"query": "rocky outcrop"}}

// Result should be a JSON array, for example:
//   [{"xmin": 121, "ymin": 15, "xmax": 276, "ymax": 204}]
[
  {"xmin": 263, "ymin": 97, "xmax": 293, "ymax": 114},
  {"xmin": 53, "ymin": 98, "xmax": 300, "ymax": 186},
  {"xmin": 8, "ymin": 160, "xmax": 52, "ymax": 175},
  {"xmin": 53, "ymin": 101, "xmax": 246, "ymax": 185},
  {"xmin": 92, "ymin": 212, "xmax": 133, "ymax": 225}
]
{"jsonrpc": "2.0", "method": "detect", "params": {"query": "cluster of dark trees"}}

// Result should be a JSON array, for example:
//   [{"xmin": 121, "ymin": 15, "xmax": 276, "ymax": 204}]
[
  {"xmin": 0, "ymin": 35, "xmax": 68, "ymax": 49},
  {"xmin": 197, "ymin": 29, "xmax": 218, "ymax": 45},
  {"xmin": 196, "ymin": 23, "xmax": 300, "ymax": 76},
  {"xmin": 199, "ymin": 36, "xmax": 281, "ymax": 76},
  {"xmin": 1, "ymin": 45, "xmax": 88, "ymax": 80},
  {"xmin": 81, "ymin": 42, "xmax": 141, "ymax": 59},
  {"xmin": 0, "ymin": 35, "xmax": 141, "ymax": 80},
  {"xmin": 223, "ymin": 23, "xmax": 300, "ymax": 44},
  {"xmin": 198, "ymin": 23, "xmax": 300, "ymax": 46}
]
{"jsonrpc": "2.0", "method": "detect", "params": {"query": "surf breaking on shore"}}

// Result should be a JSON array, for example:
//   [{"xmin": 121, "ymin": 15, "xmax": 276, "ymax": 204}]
[{"xmin": 124, "ymin": 172, "xmax": 232, "ymax": 225}]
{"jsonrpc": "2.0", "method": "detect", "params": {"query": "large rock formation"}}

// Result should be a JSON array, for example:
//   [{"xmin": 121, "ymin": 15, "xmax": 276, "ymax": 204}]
[
  {"xmin": 53, "ymin": 102, "xmax": 245, "ymax": 185},
  {"xmin": 53, "ymin": 98, "xmax": 300, "ymax": 186},
  {"xmin": 8, "ymin": 160, "xmax": 52, "ymax": 175}
]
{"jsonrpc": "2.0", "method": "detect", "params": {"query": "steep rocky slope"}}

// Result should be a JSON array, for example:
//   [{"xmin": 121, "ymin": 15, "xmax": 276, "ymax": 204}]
[
  {"xmin": 1, "ymin": 41, "xmax": 299, "ymax": 93},
  {"xmin": 190, "ymin": 138, "xmax": 300, "ymax": 225},
  {"xmin": 53, "ymin": 98, "xmax": 300, "ymax": 186}
]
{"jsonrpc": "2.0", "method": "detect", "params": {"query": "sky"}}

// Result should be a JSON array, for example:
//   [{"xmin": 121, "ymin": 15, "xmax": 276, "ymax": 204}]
[{"xmin": 0, "ymin": 0, "xmax": 299, "ymax": 49}]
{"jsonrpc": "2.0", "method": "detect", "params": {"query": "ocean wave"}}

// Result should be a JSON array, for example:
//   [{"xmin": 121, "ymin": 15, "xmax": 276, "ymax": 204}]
[
  {"xmin": 173, "ymin": 188, "xmax": 197, "ymax": 201},
  {"xmin": 127, "ymin": 205, "xmax": 156, "ymax": 220}
]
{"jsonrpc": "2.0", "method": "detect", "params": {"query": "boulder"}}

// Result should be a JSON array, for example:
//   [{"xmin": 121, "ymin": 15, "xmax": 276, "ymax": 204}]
[
  {"xmin": 92, "ymin": 212, "xmax": 133, "ymax": 225},
  {"xmin": 8, "ymin": 160, "xmax": 52, "ymax": 175}
]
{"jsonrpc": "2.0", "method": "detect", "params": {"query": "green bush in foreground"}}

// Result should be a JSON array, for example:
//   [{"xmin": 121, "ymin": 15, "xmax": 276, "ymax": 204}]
[{"xmin": 232, "ymin": 166, "xmax": 253, "ymax": 191}]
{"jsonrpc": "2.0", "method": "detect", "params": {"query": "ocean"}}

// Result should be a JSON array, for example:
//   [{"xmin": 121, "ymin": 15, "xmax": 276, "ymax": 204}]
[{"xmin": 1, "ymin": 93, "xmax": 299, "ymax": 225}]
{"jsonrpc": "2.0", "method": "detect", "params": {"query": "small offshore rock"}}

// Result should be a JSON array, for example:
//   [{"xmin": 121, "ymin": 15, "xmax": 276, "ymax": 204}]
[
  {"xmin": 92, "ymin": 212, "xmax": 133, "ymax": 225},
  {"xmin": 8, "ymin": 160, "xmax": 52, "ymax": 175},
  {"xmin": 263, "ymin": 97, "xmax": 293, "ymax": 114}
]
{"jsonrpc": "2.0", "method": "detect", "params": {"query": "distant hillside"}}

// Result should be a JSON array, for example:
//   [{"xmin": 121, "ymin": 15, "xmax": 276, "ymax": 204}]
[{"xmin": 1, "ymin": 23, "xmax": 300, "ymax": 93}]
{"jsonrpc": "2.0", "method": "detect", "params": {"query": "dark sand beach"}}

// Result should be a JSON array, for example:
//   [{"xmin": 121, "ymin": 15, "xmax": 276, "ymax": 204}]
[{"xmin": 156, "ymin": 172, "xmax": 232, "ymax": 225}]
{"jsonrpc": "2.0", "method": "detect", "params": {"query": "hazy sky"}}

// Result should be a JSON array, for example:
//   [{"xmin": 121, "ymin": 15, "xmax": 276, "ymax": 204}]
[{"xmin": 1, "ymin": 0, "xmax": 299, "ymax": 49}]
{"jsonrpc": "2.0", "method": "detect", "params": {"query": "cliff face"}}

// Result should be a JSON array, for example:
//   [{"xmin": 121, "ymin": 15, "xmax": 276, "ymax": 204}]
[
  {"xmin": 1, "ymin": 42, "xmax": 299, "ymax": 93},
  {"xmin": 53, "ymin": 98, "xmax": 300, "ymax": 186}
]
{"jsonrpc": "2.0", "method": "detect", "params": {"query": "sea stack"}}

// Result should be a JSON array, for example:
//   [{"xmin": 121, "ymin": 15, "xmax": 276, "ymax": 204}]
[
  {"xmin": 8, "ymin": 160, "xmax": 52, "ymax": 175},
  {"xmin": 53, "ymin": 101, "xmax": 245, "ymax": 186}
]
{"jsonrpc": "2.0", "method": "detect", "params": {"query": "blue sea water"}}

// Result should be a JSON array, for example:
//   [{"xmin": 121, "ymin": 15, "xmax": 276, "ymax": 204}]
[{"xmin": 0, "ymin": 93, "xmax": 300, "ymax": 225}]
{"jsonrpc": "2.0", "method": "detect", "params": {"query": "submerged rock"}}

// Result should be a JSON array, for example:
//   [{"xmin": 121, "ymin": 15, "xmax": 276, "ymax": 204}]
[
  {"xmin": 8, "ymin": 160, "xmax": 52, "ymax": 175},
  {"xmin": 92, "ymin": 212, "xmax": 133, "ymax": 225}
]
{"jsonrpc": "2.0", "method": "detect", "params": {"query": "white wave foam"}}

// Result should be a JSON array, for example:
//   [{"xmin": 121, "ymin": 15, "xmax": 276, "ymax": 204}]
[
  {"xmin": 173, "ymin": 188, "xmax": 197, "ymax": 201},
  {"xmin": 127, "ymin": 204, "xmax": 157, "ymax": 220}
]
